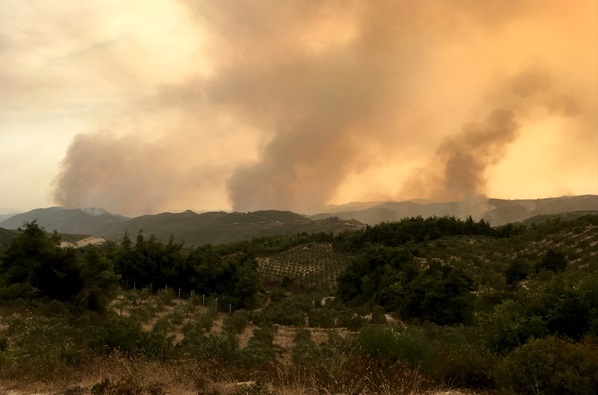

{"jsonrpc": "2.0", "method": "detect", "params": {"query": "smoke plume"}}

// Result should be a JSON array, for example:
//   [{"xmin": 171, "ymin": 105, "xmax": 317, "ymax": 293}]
[
  {"xmin": 51, "ymin": 0, "xmax": 598, "ymax": 215},
  {"xmin": 400, "ymin": 67, "xmax": 584, "ymax": 202}
]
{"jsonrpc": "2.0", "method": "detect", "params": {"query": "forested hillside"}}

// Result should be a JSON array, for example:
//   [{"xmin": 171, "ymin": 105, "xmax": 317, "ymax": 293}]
[
  {"xmin": 0, "ymin": 214, "xmax": 596, "ymax": 394},
  {"xmin": 0, "ymin": 208, "xmax": 364, "ymax": 246}
]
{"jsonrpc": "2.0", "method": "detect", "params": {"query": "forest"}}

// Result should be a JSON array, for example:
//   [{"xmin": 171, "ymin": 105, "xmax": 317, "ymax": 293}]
[{"xmin": 0, "ymin": 214, "xmax": 597, "ymax": 394}]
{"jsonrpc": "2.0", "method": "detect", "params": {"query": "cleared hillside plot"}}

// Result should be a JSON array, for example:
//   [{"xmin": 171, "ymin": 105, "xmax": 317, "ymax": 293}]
[
  {"xmin": 256, "ymin": 242, "xmax": 353, "ymax": 291},
  {"xmin": 403, "ymin": 221, "xmax": 598, "ymax": 292}
]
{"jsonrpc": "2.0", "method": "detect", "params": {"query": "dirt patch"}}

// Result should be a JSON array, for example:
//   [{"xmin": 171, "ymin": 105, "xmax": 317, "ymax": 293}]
[{"xmin": 60, "ymin": 237, "xmax": 106, "ymax": 248}]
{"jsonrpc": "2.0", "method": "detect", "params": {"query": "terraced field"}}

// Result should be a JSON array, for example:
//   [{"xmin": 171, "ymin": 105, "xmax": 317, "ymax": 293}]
[{"xmin": 256, "ymin": 242, "xmax": 354, "ymax": 291}]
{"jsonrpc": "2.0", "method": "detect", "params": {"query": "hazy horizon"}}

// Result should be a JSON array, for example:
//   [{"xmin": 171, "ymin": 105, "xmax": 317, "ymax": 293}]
[
  {"xmin": 3, "ymin": 193, "xmax": 598, "ymax": 219},
  {"xmin": 2, "ymin": 1, "xmax": 597, "ymax": 217}
]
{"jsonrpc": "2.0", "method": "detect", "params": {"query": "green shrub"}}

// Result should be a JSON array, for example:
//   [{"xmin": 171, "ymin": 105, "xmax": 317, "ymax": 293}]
[
  {"xmin": 223, "ymin": 309, "xmax": 250, "ymax": 335},
  {"xmin": 505, "ymin": 258, "xmax": 530, "ymax": 285},
  {"xmin": 89, "ymin": 316, "xmax": 173, "ymax": 358},
  {"xmin": 370, "ymin": 305, "xmax": 387, "ymax": 325},
  {"xmin": 291, "ymin": 328, "xmax": 319, "ymax": 364},
  {"xmin": 337, "ymin": 312, "xmax": 365, "ymax": 331},
  {"xmin": 2, "ymin": 315, "xmax": 88, "ymax": 376},
  {"xmin": 478, "ymin": 300, "xmax": 547, "ymax": 354},
  {"xmin": 186, "ymin": 311, "xmax": 215, "ymax": 332},
  {"xmin": 536, "ymin": 249, "xmax": 567, "ymax": 273},
  {"xmin": 152, "ymin": 316, "xmax": 173, "ymax": 335},
  {"xmin": 307, "ymin": 309, "xmax": 335, "ymax": 328},
  {"xmin": 242, "ymin": 326, "xmax": 277, "ymax": 366},
  {"xmin": 156, "ymin": 288, "xmax": 175, "ymax": 306},
  {"xmin": 421, "ymin": 324, "xmax": 496, "ymax": 388},
  {"xmin": 357, "ymin": 325, "xmax": 436, "ymax": 372},
  {"xmin": 400, "ymin": 264, "xmax": 474, "ymax": 325},
  {"xmin": 269, "ymin": 288, "xmax": 286, "ymax": 303},
  {"xmin": 179, "ymin": 321, "xmax": 209, "ymax": 356},
  {"xmin": 494, "ymin": 336, "xmax": 598, "ymax": 394},
  {"xmin": 166, "ymin": 308, "xmax": 184, "ymax": 326},
  {"xmin": 90, "ymin": 317, "xmax": 145, "ymax": 355},
  {"xmin": 438, "ymin": 343, "xmax": 496, "ymax": 389}
]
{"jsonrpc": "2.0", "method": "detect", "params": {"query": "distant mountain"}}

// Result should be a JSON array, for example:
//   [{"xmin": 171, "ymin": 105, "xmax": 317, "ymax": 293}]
[
  {"xmin": 484, "ymin": 195, "xmax": 598, "ymax": 225},
  {"xmin": 0, "ymin": 207, "xmax": 129, "ymax": 235},
  {"xmin": 0, "ymin": 213, "xmax": 17, "ymax": 222},
  {"xmin": 311, "ymin": 195, "xmax": 598, "ymax": 226}
]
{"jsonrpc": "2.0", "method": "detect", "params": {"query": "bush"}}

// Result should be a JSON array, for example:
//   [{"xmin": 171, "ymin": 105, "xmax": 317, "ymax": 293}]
[
  {"xmin": 505, "ymin": 258, "xmax": 530, "ymax": 285},
  {"xmin": 242, "ymin": 326, "xmax": 277, "ymax": 367},
  {"xmin": 494, "ymin": 336, "xmax": 598, "ymax": 394},
  {"xmin": 478, "ymin": 299, "xmax": 547, "ymax": 354},
  {"xmin": 337, "ymin": 312, "xmax": 365, "ymax": 331},
  {"xmin": 223, "ymin": 309, "xmax": 250, "ymax": 335},
  {"xmin": 291, "ymin": 328, "xmax": 319, "ymax": 364},
  {"xmin": 400, "ymin": 264, "xmax": 474, "ymax": 326},
  {"xmin": 186, "ymin": 332, "xmax": 240, "ymax": 362},
  {"xmin": 438, "ymin": 343, "xmax": 496, "ymax": 389},
  {"xmin": 370, "ymin": 306, "xmax": 387, "ymax": 325},
  {"xmin": 357, "ymin": 325, "xmax": 436, "ymax": 372},
  {"xmin": 536, "ymin": 249, "xmax": 567, "ymax": 273},
  {"xmin": 307, "ymin": 309, "xmax": 335, "ymax": 328},
  {"xmin": 90, "ymin": 316, "xmax": 173, "ymax": 358}
]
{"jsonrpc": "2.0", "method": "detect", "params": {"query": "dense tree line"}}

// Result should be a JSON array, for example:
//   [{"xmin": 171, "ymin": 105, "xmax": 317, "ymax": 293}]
[
  {"xmin": 334, "ymin": 216, "xmax": 503, "ymax": 324},
  {"xmin": 337, "ymin": 244, "xmax": 474, "ymax": 325},
  {"xmin": 0, "ymin": 221, "xmax": 119, "ymax": 312},
  {"xmin": 109, "ymin": 231, "xmax": 260, "ymax": 308},
  {"xmin": 332, "ymin": 215, "xmax": 523, "ymax": 252},
  {"xmin": 0, "ymin": 222, "xmax": 262, "ymax": 311}
]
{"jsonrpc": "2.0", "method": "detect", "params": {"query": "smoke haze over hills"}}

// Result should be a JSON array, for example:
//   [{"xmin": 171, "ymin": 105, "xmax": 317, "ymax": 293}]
[{"xmin": 2, "ymin": 1, "xmax": 595, "ymax": 216}]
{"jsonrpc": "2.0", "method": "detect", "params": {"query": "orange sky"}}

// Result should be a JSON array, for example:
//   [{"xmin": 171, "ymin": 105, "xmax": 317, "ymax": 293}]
[{"xmin": 1, "ymin": 0, "xmax": 597, "ymax": 215}]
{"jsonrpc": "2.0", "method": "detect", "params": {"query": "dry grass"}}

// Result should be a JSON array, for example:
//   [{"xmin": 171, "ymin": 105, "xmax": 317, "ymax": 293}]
[{"xmin": 0, "ymin": 354, "xmax": 480, "ymax": 395}]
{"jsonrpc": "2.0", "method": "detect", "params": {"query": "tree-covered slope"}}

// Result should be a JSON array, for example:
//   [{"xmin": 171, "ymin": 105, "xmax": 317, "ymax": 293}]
[{"xmin": 93, "ymin": 210, "xmax": 364, "ymax": 245}]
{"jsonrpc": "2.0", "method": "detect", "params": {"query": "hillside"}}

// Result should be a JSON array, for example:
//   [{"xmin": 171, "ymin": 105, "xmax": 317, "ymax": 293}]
[
  {"xmin": 259, "ymin": 213, "xmax": 598, "ymax": 295},
  {"xmin": 0, "ymin": 207, "xmax": 129, "ymax": 234},
  {"xmin": 0, "ymin": 226, "xmax": 92, "ymax": 249},
  {"xmin": 94, "ymin": 210, "xmax": 364, "ymax": 245},
  {"xmin": 0, "ymin": 208, "xmax": 364, "ymax": 246},
  {"xmin": 311, "ymin": 194, "xmax": 598, "ymax": 225},
  {"xmin": 0, "ymin": 213, "xmax": 17, "ymax": 222}
]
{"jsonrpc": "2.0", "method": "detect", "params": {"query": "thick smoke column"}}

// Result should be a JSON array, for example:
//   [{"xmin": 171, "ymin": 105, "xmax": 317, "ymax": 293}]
[
  {"xmin": 401, "ymin": 68, "xmax": 584, "ymax": 202},
  {"xmin": 441, "ymin": 108, "xmax": 518, "ymax": 197},
  {"xmin": 51, "ymin": 1, "xmax": 598, "ymax": 215},
  {"xmin": 400, "ymin": 108, "xmax": 520, "ymax": 202}
]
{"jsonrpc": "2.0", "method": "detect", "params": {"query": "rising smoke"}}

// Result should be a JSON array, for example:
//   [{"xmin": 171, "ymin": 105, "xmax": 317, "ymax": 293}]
[
  {"xmin": 52, "ymin": 1, "xmax": 598, "ymax": 216},
  {"xmin": 400, "ymin": 68, "xmax": 584, "ymax": 203}
]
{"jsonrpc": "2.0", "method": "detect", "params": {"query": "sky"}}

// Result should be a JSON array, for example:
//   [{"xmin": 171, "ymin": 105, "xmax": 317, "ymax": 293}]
[{"xmin": 1, "ymin": 0, "xmax": 597, "ymax": 216}]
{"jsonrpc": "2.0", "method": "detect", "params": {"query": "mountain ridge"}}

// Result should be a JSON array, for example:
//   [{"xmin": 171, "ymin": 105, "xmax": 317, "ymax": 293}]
[
  {"xmin": 311, "ymin": 195, "xmax": 598, "ymax": 226},
  {"xmin": 1, "ymin": 195, "xmax": 596, "ymax": 246}
]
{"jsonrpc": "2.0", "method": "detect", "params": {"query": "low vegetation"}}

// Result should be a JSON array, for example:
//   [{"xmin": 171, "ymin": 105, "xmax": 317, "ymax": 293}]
[{"xmin": 0, "ymin": 214, "xmax": 597, "ymax": 394}]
